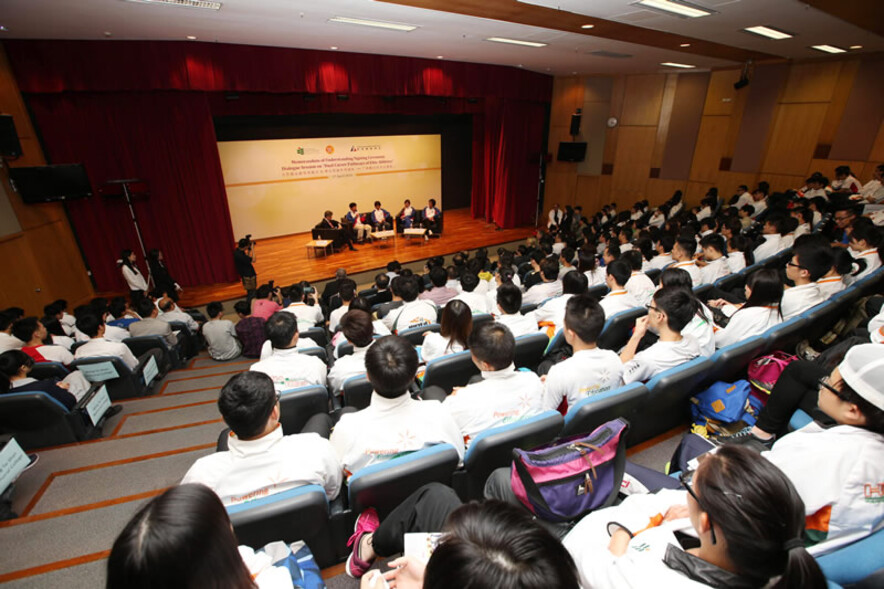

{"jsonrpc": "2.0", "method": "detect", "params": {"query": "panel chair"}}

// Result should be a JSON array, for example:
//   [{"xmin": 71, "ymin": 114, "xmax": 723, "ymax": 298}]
[
  {"xmin": 28, "ymin": 362, "xmax": 70, "ymax": 381},
  {"xmin": 798, "ymin": 301, "xmax": 839, "ymax": 346},
  {"xmin": 513, "ymin": 332, "xmax": 550, "ymax": 372},
  {"xmin": 398, "ymin": 323, "xmax": 440, "ymax": 346},
  {"xmin": 629, "ymin": 357, "xmax": 714, "ymax": 445},
  {"xmin": 347, "ymin": 443, "xmax": 460, "ymax": 518},
  {"xmin": 69, "ymin": 356, "xmax": 155, "ymax": 400},
  {"xmin": 0, "ymin": 384, "xmax": 107, "ymax": 449},
  {"xmin": 816, "ymin": 528, "xmax": 884, "ymax": 586},
  {"xmin": 598, "ymin": 307, "xmax": 647, "ymax": 352},
  {"xmin": 341, "ymin": 374, "xmax": 373, "ymax": 410},
  {"xmin": 703, "ymin": 335, "xmax": 767, "ymax": 386},
  {"xmin": 227, "ymin": 484, "xmax": 338, "ymax": 568},
  {"xmin": 421, "ymin": 350, "xmax": 480, "ymax": 394},
  {"xmin": 451, "ymin": 411, "xmax": 563, "ymax": 501},
  {"xmin": 693, "ymin": 283, "xmax": 713, "ymax": 300},
  {"xmin": 560, "ymin": 383, "xmax": 649, "ymax": 441},
  {"xmin": 762, "ymin": 248, "xmax": 793, "ymax": 271}
]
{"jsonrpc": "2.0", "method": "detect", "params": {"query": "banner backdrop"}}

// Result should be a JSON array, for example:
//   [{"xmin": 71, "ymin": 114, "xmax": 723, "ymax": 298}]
[{"xmin": 218, "ymin": 134, "xmax": 442, "ymax": 239}]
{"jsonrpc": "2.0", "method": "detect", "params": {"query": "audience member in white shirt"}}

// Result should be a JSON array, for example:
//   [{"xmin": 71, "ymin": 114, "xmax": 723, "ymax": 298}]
[
  {"xmin": 859, "ymin": 164, "xmax": 884, "ymax": 203},
  {"xmin": 0, "ymin": 312, "xmax": 23, "ymax": 353},
  {"xmin": 750, "ymin": 189, "xmax": 768, "ymax": 218},
  {"xmin": 450, "ymin": 272, "xmax": 491, "ymax": 315},
  {"xmin": 493, "ymin": 284, "xmax": 539, "ymax": 338},
  {"xmin": 845, "ymin": 223, "xmax": 882, "ymax": 283},
  {"xmin": 578, "ymin": 250, "xmax": 607, "ymax": 288},
  {"xmin": 558, "ymin": 246, "xmax": 578, "ymax": 276},
  {"xmin": 831, "ymin": 165, "xmax": 861, "ymax": 194},
  {"xmin": 647, "ymin": 235, "xmax": 675, "ymax": 271},
  {"xmin": 599, "ymin": 260, "xmax": 640, "ymax": 317},
  {"xmin": 697, "ymin": 234, "xmax": 731, "ymax": 285},
  {"xmin": 330, "ymin": 335, "xmax": 464, "ymax": 477},
  {"xmin": 534, "ymin": 271, "xmax": 587, "ymax": 333},
  {"xmin": 781, "ymin": 242, "xmax": 831, "ymax": 319},
  {"xmin": 435, "ymin": 323, "xmax": 544, "ymax": 447},
  {"xmin": 669, "ymin": 237, "xmax": 702, "ymax": 287},
  {"xmin": 753, "ymin": 214, "xmax": 787, "ymax": 262},
  {"xmin": 547, "ymin": 203, "xmax": 564, "ymax": 229},
  {"xmin": 181, "ymin": 371, "xmax": 341, "ymax": 505},
  {"xmin": 201, "ymin": 302, "xmax": 242, "ymax": 361},
  {"xmin": 249, "ymin": 312, "xmax": 327, "ymax": 391},
  {"xmin": 658, "ymin": 268, "xmax": 715, "ymax": 357},
  {"xmin": 421, "ymin": 300, "xmax": 471, "ymax": 363},
  {"xmin": 328, "ymin": 280, "xmax": 356, "ymax": 332},
  {"xmin": 710, "ymin": 269, "xmax": 784, "ymax": 349},
  {"xmin": 328, "ymin": 310, "xmax": 375, "ymax": 395},
  {"xmin": 382, "ymin": 275, "xmax": 438, "ymax": 333},
  {"xmin": 281, "ymin": 284, "xmax": 324, "ymax": 331},
  {"xmin": 726, "ymin": 235, "xmax": 754, "ymax": 273},
  {"xmin": 158, "ymin": 297, "xmax": 199, "ymax": 333},
  {"xmin": 542, "ymin": 295, "xmax": 622, "ymax": 413},
  {"xmin": 618, "ymin": 228, "xmax": 634, "ymax": 253},
  {"xmin": 792, "ymin": 207, "xmax": 813, "ymax": 239},
  {"xmin": 816, "ymin": 249, "xmax": 851, "ymax": 298},
  {"xmin": 74, "ymin": 313, "xmax": 142, "ymax": 371},
  {"xmin": 522, "ymin": 259, "xmax": 564, "ymax": 305},
  {"xmin": 733, "ymin": 184, "xmax": 753, "ymax": 209},
  {"xmin": 623, "ymin": 251, "xmax": 655, "ymax": 307},
  {"xmin": 11, "ymin": 317, "xmax": 74, "ymax": 365},
  {"xmin": 620, "ymin": 288, "xmax": 701, "ymax": 384}
]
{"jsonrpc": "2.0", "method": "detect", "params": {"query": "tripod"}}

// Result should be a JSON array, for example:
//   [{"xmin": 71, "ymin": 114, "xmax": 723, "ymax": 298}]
[{"xmin": 106, "ymin": 178, "xmax": 153, "ymax": 291}]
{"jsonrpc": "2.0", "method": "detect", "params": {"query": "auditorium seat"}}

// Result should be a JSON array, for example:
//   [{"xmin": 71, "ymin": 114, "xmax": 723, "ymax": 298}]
[
  {"xmin": 788, "ymin": 409, "xmax": 813, "ymax": 432},
  {"xmin": 300, "ymin": 326, "xmax": 328, "ymax": 348},
  {"xmin": 421, "ymin": 350, "xmax": 480, "ymax": 393},
  {"xmin": 629, "ymin": 357, "xmax": 714, "ymax": 445},
  {"xmin": 645, "ymin": 268, "xmax": 662, "ymax": 285},
  {"xmin": 470, "ymin": 313, "xmax": 494, "ymax": 330},
  {"xmin": 398, "ymin": 323, "xmax": 440, "ymax": 346},
  {"xmin": 545, "ymin": 329, "xmax": 566, "ymax": 357},
  {"xmin": 227, "ymin": 484, "xmax": 337, "ymax": 568},
  {"xmin": 513, "ymin": 332, "xmax": 550, "ymax": 371},
  {"xmin": 451, "ymin": 411, "xmax": 563, "ymax": 501},
  {"xmin": 335, "ymin": 341, "xmax": 354, "ymax": 358},
  {"xmin": 693, "ymin": 284, "xmax": 713, "ymax": 299},
  {"xmin": 341, "ymin": 374, "xmax": 373, "ymax": 410},
  {"xmin": 28, "ymin": 361, "xmax": 70, "ymax": 381},
  {"xmin": 798, "ymin": 301, "xmax": 839, "ymax": 345},
  {"xmin": 598, "ymin": 307, "xmax": 647, "ymax": 352},
  {"xmin": 519, "ymin": 302, "xmax": 539, "ymax": 315},
  {"xmin": 762, "ymin": 248, "xmax": 793, "ymax": 270},
  {"xmin": 0, "ymin": 385, "xmax": 106, "ymax": 449},
  {"xmin": 279, "ymin": 384, "xmax": 331, "ymax": 433},
  {"xmin": 347, "ymin": 443, "xmax": 460, "ymax": 518},
  {"xmin": 712, "ymin": 272, "xmax": 743, "ymax": 293},
  {"xmin": 69, "ymin": 356, "xmax": 155, "ymax": 400},
  {"xmin": 124, "ymin": 334, "xmax": 178, "ymax": 375},
  {"xmin": 587, "ymin": 284, "xmax": 609, "ymax": 300},
  {"xmin": 299, "ymin": 345, "xmax": 328, "ymax": 364},
  {"xmin": 761, "ymin": 315, "xmax": 807, "ymax": 353},
  {"xmin": 561, "ymin": 383, "xmax": 648, "ymax": 439},
  {"xmin": 816, "ymin": 528, "xmax": 884, "ymax": 586},
  {"xmin": 704, "ymin": 335, "xmax": 767, "ymax": 386}
]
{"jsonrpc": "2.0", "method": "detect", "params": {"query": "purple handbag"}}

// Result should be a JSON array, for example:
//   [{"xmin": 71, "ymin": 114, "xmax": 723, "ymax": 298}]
[{"xmin": 511, "ymin": 418, "xmax": 629, "ymax": 522}]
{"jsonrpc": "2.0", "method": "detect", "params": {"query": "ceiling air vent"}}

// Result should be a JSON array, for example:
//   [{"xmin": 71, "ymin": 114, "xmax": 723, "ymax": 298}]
[{"xmin": 588, "ymin": 50, "xmax": 634, "ymax": 59}]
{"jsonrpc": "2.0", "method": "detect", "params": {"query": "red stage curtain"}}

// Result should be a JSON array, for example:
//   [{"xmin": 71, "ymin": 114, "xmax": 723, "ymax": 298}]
[{"xmin": 5, "ymin": 41, "xmax": 551, "ymax": 291}]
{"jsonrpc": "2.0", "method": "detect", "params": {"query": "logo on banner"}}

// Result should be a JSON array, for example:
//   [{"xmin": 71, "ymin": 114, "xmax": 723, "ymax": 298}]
[
  {"xmin": 297, "ymin": 147, "xmax": 305, "ymax": 155},
  {"xmin": 351, "ymin": 144, "xmax": 382, "ymax": 152},
  {"xmin": 326, "ymin": 145, "xmax": 335, "ymax": 154}
]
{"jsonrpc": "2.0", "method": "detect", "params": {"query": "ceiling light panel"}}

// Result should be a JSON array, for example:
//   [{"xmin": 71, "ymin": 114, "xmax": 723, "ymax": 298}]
[
  {"xmin": 743, "ymin": 25, "xmax": 793, "ymax": 40},
  {"xmin": 328, "ymin": 16, "xmax": 417, "ymax": 32},
  {"xmin": 485, "ymin": 37, "xmax": 547, "ymax": 48},
  {"xmin": 811, "ymin": 44, "xmax": 846, "ymax": 54},
  {"xmin": 635, "ymin": 0, "xmax": 712, "ymax": 18},
  {"xmin": 660, "ymin": 61, "xmax": 696, "ymax": 68},
  {"xmin": 122, "ymin": 0, "xmax": 222, "ymax": 10}
]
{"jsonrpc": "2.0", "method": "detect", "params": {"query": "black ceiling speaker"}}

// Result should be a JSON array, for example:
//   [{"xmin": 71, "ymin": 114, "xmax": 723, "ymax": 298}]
[
  {"xmin": 569, "ymin": 108, "xmax": 582, "ymax": 137},
  {"xmin": 734, "ymin": 60, "xmax": 752, "ymax": 90}
]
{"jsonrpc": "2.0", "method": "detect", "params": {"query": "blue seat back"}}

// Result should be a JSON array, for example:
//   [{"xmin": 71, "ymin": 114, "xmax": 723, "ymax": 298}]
[
  {"xmin": 300, "ymin": 326, "xmax": 328, "ymax": 348},
  {"xmin": 299, "ymin": 345, "xmax": 328, "ymax": 364},
  {"xmin": 342, "ymin": 374, "xmax": 373, "ymax": 410},
  {"xmin": 816, "ymin": 527, "xmax": 884, "ymax": 586},
  {"xmin": 348, "ymin": 444, "xmax": 460, "ymax": 517},
  {"xmin": 70, "ymin": 356, "xmax": 145, "ymax": 400},
  {"xmin": 693, "ymin": 284, "xmax": 713, "ymax": 299},
  {"xmin": 398, "ymin": 323, "xmax": 441, "ymax": 346},
  {"xmin": 788, "ymin": 409, "xmax": 813, "ymax": 432},
  {"xmin": 471, "ymin": 313, "xmax": 494, "ymax": 330},
  {"xmin": 704, "ymin": 335, "xmax": 767, "ymax": 385},
  {"xmin": 278, "ymin": 385, "xmax": 330, "ymax": 434},
  {"xmin": 513, "ymin": 332, "xmax": 550, "ymax": 371},
  {"xmin": 545, "ymin": 329, "xmax": 566, "ymax": 356},
  {"xmin": 0, "ymin": 391, "xmax": 88, "ymax": 450},
  {"xmin": 587, "ymin": 284, "xmax": 609, "ymax": 300},
  {"xmin": 28, "ymin": 362, "xmax": 70, "ymax": 381},
  {"xmin": 598, "ymin": 307, "xmax": 647, "ymax": 351},
  {"xmin": 761, "ymin": 314, "xmax": 807, "ymax": 353},
  {"xmin": 422, "ymin": 350, "xmax": 480, "ymax": 393},
  {"xmin": 713, "ymin": 272, "xmax": 743, "ymax": 293},
  {"xmin": 561, "ymin": 383, "xmax": 648, "ymax": 439},
  {"xmin": 520, "ymin": 302, "xmax": 539, "ymax": 315},
  {"xmin": 645, "ymin": 268, "xmax": 662, "ymax": 285}
]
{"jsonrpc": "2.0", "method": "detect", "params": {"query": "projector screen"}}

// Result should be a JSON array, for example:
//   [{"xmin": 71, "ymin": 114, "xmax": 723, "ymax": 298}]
[{"xmin": 218, "ymin": 134, "xmax": 442, "ymax": 240}]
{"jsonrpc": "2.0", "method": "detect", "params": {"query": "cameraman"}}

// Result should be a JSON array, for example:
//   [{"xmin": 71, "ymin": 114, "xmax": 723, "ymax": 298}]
[{"xmin": 234, "ymin": 236, "xmax": 257, "ymax": 302}]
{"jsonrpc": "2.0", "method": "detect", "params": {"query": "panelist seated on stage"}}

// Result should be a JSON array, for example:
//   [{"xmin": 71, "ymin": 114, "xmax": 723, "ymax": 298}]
[
  {"xmin": 315, "ymin": 211, "xmax": 356, "ymax": 252},
  {"xmin": 421, "ymin": 199, "xmax": 442, "ymax": 235},
  {"xmin": 345, "ymin": 202, "xmax": 371, "ymax": 242},
  {"xmin": 369, "ymin": 201, "xmax": 392, "ymax": 232},
  {"xmin": 397, "ymin": 199, "xmax": 416, "ymax": 231}
]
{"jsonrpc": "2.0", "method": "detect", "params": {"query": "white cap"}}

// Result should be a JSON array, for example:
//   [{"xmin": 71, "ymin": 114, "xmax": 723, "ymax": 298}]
[{"xmin": 838, "ymin": 344, "xmax": 884, "ymax": 411}]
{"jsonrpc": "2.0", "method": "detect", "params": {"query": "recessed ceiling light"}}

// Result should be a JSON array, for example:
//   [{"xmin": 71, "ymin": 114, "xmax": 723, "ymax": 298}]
[
  {"xmin": 436, "ymin": 55, "xmax": 444, "ymax": 59},
  {"xmin": 680, "ymin": 43, "xmax": 691, "ymax": 47},
  {"xmin": 811, "ymin": 44, "xmax": 846, "ymax": 54},
  {"xmin": 104, "ymin": 31, "xmax": 113, "ymax": 37},
  {"xmin": 849, "ymin": 45, "xmax": 863, "ymax": 50},
  {"xmin": 743, "ymin": 25, "xmax": 793, "ymax": 40},
  {"xmin": 186, "ymin": 35, "xmax": 197, "ymax": 40},
  {"xmin": 0, "ymin": 26, "xmax": 7, "ymax": 32},
  {"xmin": 328, "ymin": 16, "xmax": 417, "ymax": 32},
  {"xmin": 660, "ymin": 62, "xmax": 696, "ymax": 68},
  {"xmin": 123, "ymin": 0, "xmax": 222, "ymax": 10},
  {"xmin": 636, "ymin": 0, "xmax": 712, "ymax": 19},
  {"xmin": 485, "ymin": 37, "xmax": 547, "ymax": 48},
  {"xmin": 581, "ymin": 24, "xmax": 594, "ymax": 29},
  {"xmin": 330, "ymin": 46, "xmax": 338, "ymax": 50}
]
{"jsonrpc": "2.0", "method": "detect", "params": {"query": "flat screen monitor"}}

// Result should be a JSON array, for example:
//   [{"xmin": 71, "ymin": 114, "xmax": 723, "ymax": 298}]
[
  {"xmin": 0, "ymin": 115, "xmax": 22, "ymax": 158},
  {"xmin": 557, "ymin": 142, "xmax": 587, "ymax": 163},
  {"xmin": 9, "ymin": 164, "xmax": 93, "ymax": 203}
]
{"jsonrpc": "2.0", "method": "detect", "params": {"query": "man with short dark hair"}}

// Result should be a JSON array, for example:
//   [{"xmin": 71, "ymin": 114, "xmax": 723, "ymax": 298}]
[
  {"xmin": 0, "ymin": 312, "xmax": 23, "ymax": 353},
  {"xmin": 441, "ymin": 323, "xmax": 544, "ymax": 446},
  {"xmin": 181, "ymin": 371, "xmax": 341, "ymax": 505},
  {"xmin": 346, "ymin": 202, "xmax": 371, "ymax": 242},
  {"xmin": 623, "ymin": 250, "xmax": 655, "ymax": 307},
  {"xmin": 542, "ymin": 295, "xmax": 622, "ymax": 412},
  {"xmin": 781, "ymin": 243, "xmax": 830, "ymax": 319},
  {"xmin": 669, "ymin": 238, "xmax": 702, "ymax": 287},
  {"xmin": 13, "ymin": 317, "xmax": 74, "ymax": 365},
  {"xmin": 523, "ymin": 258, "xmax": 563, "ymax": 305},
  {"xmin": 327, "ymin": 310, "xmax": 374, "ymax": 394},
  {"xmin": 202, "ymin": 301, "xmax": 241, "ymax": 361},
  {"xmin": 249, "ymin": 312, "xmax": 326, "ymax": 391},
  {"xmin": 451, "ymin": 272, "xmax": 491, "ymax": 314},
  {"xmin": 330, "ymin": 335, "xmax": 464, "ymax": 476},
  {"xmin": 73, "ymin": 313, "xmax": 141, "ymax": 370},
  {"xmin": 620, "ymin": 287, "xmax": 701, "ymax": 384},
  {"xmin": 754, "ymin": 213, "xmax": 786, "ymax": 262},
  {"xmin": 534, "ymin": 270, "xmax": 588, "ymax": 333},
  {"xmin": 329, "ymin": 279, "xmax": 357, "ymax": 332},
  {"xmin": 648, "ymin": 235, "xmax": 675, "ymax": 271},
  {"xmin": 281, "ymin": 283, "xmax": 323, "ymax": 331},
  {"xmin": 599, "ymin": 260, "xmax": 639, "ymax": 316},
  {"xmin": 373, "ymin": 273, "xmax": 393, "ymax": 305},
  {"xmin": 233, "ymin": 237, "xmax": 257, "ymax": 300},
  {"xmin": 130, "ymin": 298, "xmax": 178, "ymax": 348},
  {"xmin": 369, "ymin": 201, "xmax": 392, "ymax": 231},
  {"xmin": 493, "ymin": 284, "xmax": 538, "ymax": 337},
  {"xmin": 419, "ymin": 266, "xmax": 457, "ymax": 307},
  {"xmin": 698, "ymin": 233, "xmax": 731, "ymax": 285},
  {"xmin": 381, "ymin": 275, "xmax": 437, "ymax": 332}
]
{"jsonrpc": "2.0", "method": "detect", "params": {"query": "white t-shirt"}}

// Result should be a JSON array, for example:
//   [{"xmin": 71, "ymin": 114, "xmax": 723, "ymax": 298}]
[
  {"xmin": 382, "ymin": 300, "xmax": 438, "ymax": 332},
  {"xmin": 713, "ymin": 306, "xmax": 781, "ymax": 349},
  {"xmin": 30, "ymin": 344, "xmax": 74, "ymax": 365},
  {"xmin": 327, "ymin": 344, "xmax": 370, "ymax": 394},
  {"xmin": 599, "ymin": 290, "xmax": 639, "ymax": 318},
  {"xmin": 443, "ymin": 364, "xmax": 544, "ymax": 447},
  {"xmin": 647, "ymin": 254, "xmax": 673, "ymax": 271},
  {"xmin": 249, "ymin": 347, "xmax": 327, "ymax": 391},
  {"xmin": 181, "ymin": 425, "xmax": 342, "ymax": 504},
  {"xmin": 816, "ymin": 276, "xmax": 845, "ymax": 299},
  {"xmin": 753, "ymin": 234, "xmax": 783, "ymax": 263},
  {"xmin": 328, "ymin": 303, "xmax": 350, "ymax": 333},
  {"xmin": 533, "ymin": 294, "xmax": 573, "ymax": 332},
  {"xmin": 846, "ymin": 249, "xmax": 882, "ymax": 283},
  {"xmin": 74, "ymin": 337, "xmax": 139, "ymax": 370},
  {"xmin": 584, "ymin": 267, "xmax": 607, "ymax": 287},
  {"xmin": 420, "ymin": 332, "xmax": 465, "ymax": 363},
  {"xmin": 726, "ymin": 251, "xmax": 746, "ymax": 273},
  {"xmin": 699, "ymin": 256, "xmax": 730, "ymax": 285},
  {"xmin": 330, "ymin": 393, "xmax": 465, "ymax": 477},
  {"xmin": 494, "ymin": 313, "xmax": 539, "ymax": 338},
  {"xmin": 668, "ymin": 261, "xmax": 702, "ymax": 287},
  {"xmin": 450, "ymin": 291, "xmax": 491, "ymax": 315},
  {"xmin": 684, "ymin": 306, "xmax": 715, "ymax": 357},
  {"xmin": 622, "ymin": 335, "xmax": 701, "ymax": 384},
  {"xmin": 522, "ymin": 280, "xmax": 564, "ymax": 305},
  {"xmin": 781, "ymin": 282, "xmax": 823, "ymax": 320},
  {"xmin": 543, "ymin": 348, "xmax": 623, "ymax": 412},
  {"xmin": 860, "ymin": 178, "xmax": 884, "ymax": 202},
  {"xmin": 281, "ymin": 302, "xmax": 324, "ymax": 332},
  {"xmin": 625, "ymin": 272, "xmax": 655, "ymax": 307}
]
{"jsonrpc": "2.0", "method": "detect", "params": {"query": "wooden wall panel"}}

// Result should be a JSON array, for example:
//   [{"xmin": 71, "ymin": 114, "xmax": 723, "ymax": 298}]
[
  {"xmin": 690, "ymin": 116, "xmax": 731, "ymax": 183},
  {"xmin": 603, "ymin": 77, "xmax": 627, "ymax": 165},
  {"xmin": 685, "ymin": 181, "xmax": 713, "ymax": 207},
  {"xmin": 762, "ymin": 103, "xmax": 828, "ymax": 176},
  {"xmin": 650, "ymin": 74, "xmax": 678, "ymax": 170},
  {"xmin": 730, "ymin": 63, "xmax": 788, "ymax": 173},
  {"xmin": 620, "ymin": 75, "xmax": 665, "ymax": 126},
  {"xmin": 765, "ymin": 174, "xmax": 807, "ymax": 194},
  {"xmin": 703, "ymin": 69, "xmax": 742, "ymax": 116},
  {"xmin": 545, "ymin": 170, "xmax": 578, "ymax": 208},
  {"xmin": 659, "ymin": 72, "xmax": 709, "ymax": 180},
  {"xmin": 0, "ymin": 234, "xmax": 42, "ymax": 314},
  {"xmin": 574, "ymin": 175, "xmax": 603, "ymax": 215},
  {"xmin": 611, "ymin": 126, "xmax": 656, "ymax": 198},
  {"xmin": 646, "ymin": 179, "xmax": 687, "ymax": 207},
  {"xmin": 780, "ymin": 61, "xmax": 842, "ymax": 104},
  {"xmin": 806, "ymin": 158, "xmax": 865, "ymax": 180},
  {"xmin": 829, "ymin": 59, "xmax": 884, "ymax": 161},
  {"xmin": 716, "ymin": 171, "xmax": 758, "ymax": 197},
  {"xmin": 869, "ymin": 122, "xmax": 884, "ymax": 162},
  {"xmin": 550, "ymin": 76, "xmax": 584, "ymax": 129}
]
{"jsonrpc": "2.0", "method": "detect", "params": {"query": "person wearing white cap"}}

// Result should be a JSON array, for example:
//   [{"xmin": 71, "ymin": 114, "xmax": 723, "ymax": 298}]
[{"xmin": 722, "ymin": 344, "xmax": 884, "ymax": 554}]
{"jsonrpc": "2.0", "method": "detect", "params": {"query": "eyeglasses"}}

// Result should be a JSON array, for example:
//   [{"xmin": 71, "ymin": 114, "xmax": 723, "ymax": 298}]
[
  {"xmin": 834, "ymin": 215, "xmax": 852, "ymax": 222},
  {"xmin": 646, "ymin": 304, "xmax": 659, "ymax": 312},
  {"xmin": 786, "ymin": 261, "xmax": 805, "ymax": 269},
  {"xmin": 818, "ymin": 376, "xmax": 850, "ymax": 402},
  {"xmin": 680, "ymin": 471, "xmax": 717, "ymax": 545}
]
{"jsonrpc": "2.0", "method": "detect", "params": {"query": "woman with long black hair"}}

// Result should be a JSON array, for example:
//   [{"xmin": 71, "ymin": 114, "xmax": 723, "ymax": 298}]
[{"xmin": 118, "ymin": 249, "xmax": 147, "ymax": 304}]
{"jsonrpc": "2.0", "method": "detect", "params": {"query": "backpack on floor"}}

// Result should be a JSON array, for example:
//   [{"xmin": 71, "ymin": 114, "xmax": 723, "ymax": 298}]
[{"xmin": 747, "ymin": 352, "xmax": 796, "ymax": 397}]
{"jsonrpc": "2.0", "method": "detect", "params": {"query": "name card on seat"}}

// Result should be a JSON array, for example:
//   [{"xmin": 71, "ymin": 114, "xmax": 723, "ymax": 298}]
[
  {"xmin": 0, "ymin": 438, "xmax": 29, "ymax": 492},
  {"xmin": 78, "ymin": 361, "xmax": 120, "ymax": 382},
  {"xmin": 85, "ymin": 385, "xmax": 112, "ymax": 426},
  {"xmin": 143, "ymin": 355, "xmax": 159, "ymax": 386}
]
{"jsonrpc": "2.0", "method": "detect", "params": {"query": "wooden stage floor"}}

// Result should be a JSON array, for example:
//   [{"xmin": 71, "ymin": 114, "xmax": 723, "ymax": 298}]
[{"xmin": 176, "ymin": 209, "xmax": 535, "ymax": 307}]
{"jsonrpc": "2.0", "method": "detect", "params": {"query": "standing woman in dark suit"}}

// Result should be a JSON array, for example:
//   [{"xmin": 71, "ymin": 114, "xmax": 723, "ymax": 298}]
[
  {"xmin": 147, "ymin": 249, "xmax": 182, "ymax": 301},
  {"xmin": 119, "ymin": 249, "xmax": 148, "ymax": 305}
]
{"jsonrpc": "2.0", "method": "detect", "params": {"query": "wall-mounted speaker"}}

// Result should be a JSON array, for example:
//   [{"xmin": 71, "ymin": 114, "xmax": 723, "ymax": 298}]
[{"xmin": 569, "ymin": 110, "xmax": 582, "ymax": 137}]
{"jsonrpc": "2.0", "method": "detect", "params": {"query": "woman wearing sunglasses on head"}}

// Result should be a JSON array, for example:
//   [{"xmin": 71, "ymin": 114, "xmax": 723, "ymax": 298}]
[{"xmin": 563, "ymin": 444, "xmax": 826, "ymax": 589}]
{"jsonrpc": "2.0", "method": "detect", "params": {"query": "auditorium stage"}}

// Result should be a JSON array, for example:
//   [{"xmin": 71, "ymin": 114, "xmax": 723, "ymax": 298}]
[{"xmin": 176, "ymin": 209, "xmax": 536, "ymax": 307}]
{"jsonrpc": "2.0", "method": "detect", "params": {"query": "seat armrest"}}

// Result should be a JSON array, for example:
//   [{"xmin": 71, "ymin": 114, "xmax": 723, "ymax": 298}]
[{"xmin": 73, "ymin": 383, "xmax": 106, "ymax": 411}]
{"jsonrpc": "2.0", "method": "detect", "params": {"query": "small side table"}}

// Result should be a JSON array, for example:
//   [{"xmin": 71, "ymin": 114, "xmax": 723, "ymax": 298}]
[{"xmin": 305, "ymin": 239, "xmax": 333, "ymax": 258}]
